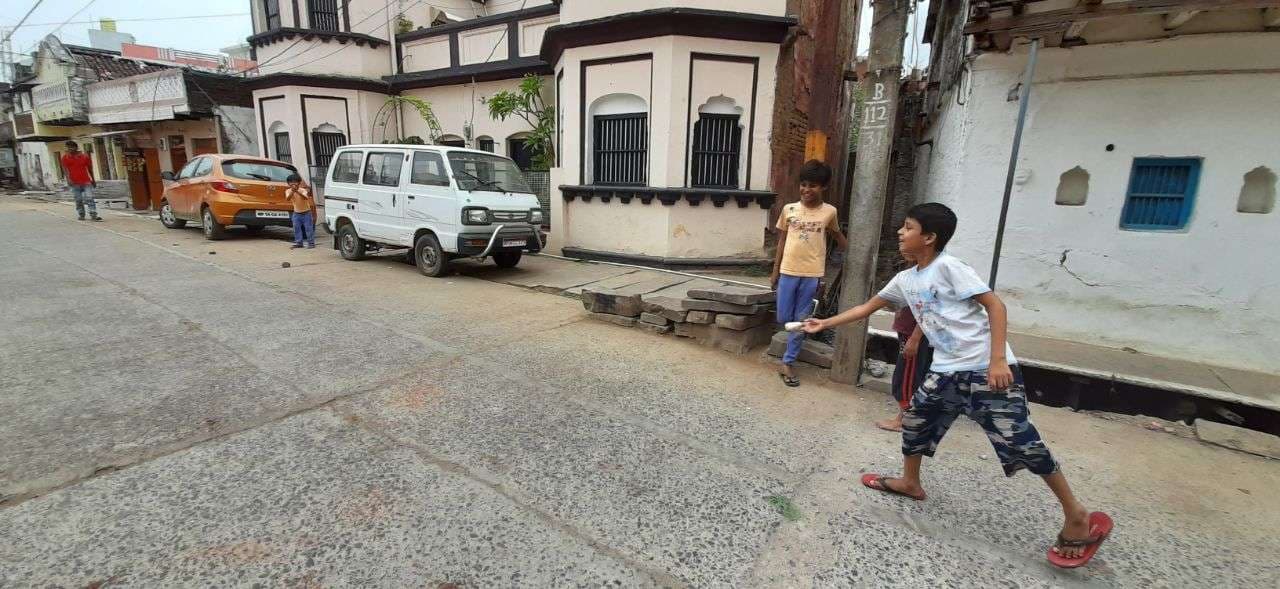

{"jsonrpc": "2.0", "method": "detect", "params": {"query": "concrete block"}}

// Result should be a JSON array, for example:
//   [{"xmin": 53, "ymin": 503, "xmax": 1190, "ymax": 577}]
[
  {"xmin": 766, "ymin": 331, "xmax": 835, "ymax": 368},
  {"xmin": 587, "ymin": 312, "xmax": 638, "ymax": 328},
  {"xmin": 641, "ymin": 295, "xmax": 688, "ymax": 322},
  {"xmin": 581, "ymin": 288, "xmax": 643, "ymax": 317},
  {"xmin": 1195, "ymin": 419, "xmax": 1280, "ymax": 459},
  {"xmin": 682, "ymin": 298, "xmax": 764, "ymax": 315},
  {"xmin": 710, "ymin": 324, "xmax": 775, "ymax": 355},
  {"xmin": 639, "ymin": 312, "xmax": 670, "ymax": 326},
  {"xmin": 637, "ymin": 321, "xmax": 674, "ymax": 335},
  {"xmin": 674, "ymin": 322, "xmax": 712, "ymax": 342},
  {"xmin": 686, "ymin": 310, "xmax": 716, "ymax": 324},
  {"xmin": 687, "ymin": 285, "xmax": 776, "ymax": 305},
  {"xmin": 714, "ymin": 311, "xmax": 772, "ymax": 331}
]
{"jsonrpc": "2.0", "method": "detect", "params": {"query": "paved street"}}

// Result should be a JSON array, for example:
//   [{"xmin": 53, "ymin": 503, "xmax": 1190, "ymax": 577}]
[{"xmin": 2, "ymin": 195, "xmax": 1279, "ymax": 588}]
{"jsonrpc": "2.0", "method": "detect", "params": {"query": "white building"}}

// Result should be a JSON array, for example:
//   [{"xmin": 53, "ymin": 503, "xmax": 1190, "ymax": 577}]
[
  {"xmin": 917, "ymin": 1, "xmax": 1280, "ymax": 373},
  {"xmin": 243, "ymin": 0, "xmax": 799, "ymax": 265}
]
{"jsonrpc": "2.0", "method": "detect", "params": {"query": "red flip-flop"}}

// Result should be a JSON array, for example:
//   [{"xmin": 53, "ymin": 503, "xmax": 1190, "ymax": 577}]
[
  {"xmin": 1047, "ymin": 511, "xmax": 1114, "ymax": 568},
  {"xmin": 860, "ymin": 473, "xmax": 926, "ymax": 501}
]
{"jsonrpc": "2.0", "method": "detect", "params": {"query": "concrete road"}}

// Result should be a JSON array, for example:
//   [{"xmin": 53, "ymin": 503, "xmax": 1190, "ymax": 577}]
[{"xmin": 2, "ymin": 195, "xmax": 1278, "ymax": 588}]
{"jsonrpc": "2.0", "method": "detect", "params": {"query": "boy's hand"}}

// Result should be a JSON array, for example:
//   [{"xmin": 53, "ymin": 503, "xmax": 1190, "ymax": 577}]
[
  {"xmin": 801, "ymin": 318, "xmax": 827, "ymax": 334},
  {"xmin": 769, "ymin": 270, "xmax": 780, "ymax": 290},
  {"xmin": 987, "ymin": 362, "xmax": 1013, "ymax": 391},
  {"xmin": 903, "ymin": 336, "xmax": 920, "ymax": 360}
]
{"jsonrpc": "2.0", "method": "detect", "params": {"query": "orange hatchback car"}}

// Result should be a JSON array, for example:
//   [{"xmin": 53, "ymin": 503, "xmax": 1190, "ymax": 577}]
[{"xmin": 159, "ymin": 154, "xmax": 310, "ymax": 240}]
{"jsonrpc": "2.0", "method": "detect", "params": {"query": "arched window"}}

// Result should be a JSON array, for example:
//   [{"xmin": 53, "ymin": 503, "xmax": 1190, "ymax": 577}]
[
  {"xmin": 310, "ymin": 123, "xmax": 346, "ymax": 170},
  {"xmin": 690, "ymin": 96, "xmax": 743, "ymax": 189},
  {"xmin": 476, "ymin": 135, "xmax": 495, "ymax": 153},
  {"xmin": 436, "ymin": 134, "xmax": 465, "ymax": 147},
  {"xmin": 588, "ymin": 93, "xmax": 647, "ymax": 185},
  {"xmin": 267, "ymin": 121, "xmax": 290, "ymax": 164}
]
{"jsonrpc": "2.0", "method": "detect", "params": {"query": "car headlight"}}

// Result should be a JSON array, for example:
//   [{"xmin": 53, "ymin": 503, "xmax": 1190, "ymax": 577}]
[
  {"xmin": 463, "ymin": 208, "xmax": 489, "ymax": 225},
  {"xmin": 529, "ymin": 209, "xmax": 544, "ymax": 224}
]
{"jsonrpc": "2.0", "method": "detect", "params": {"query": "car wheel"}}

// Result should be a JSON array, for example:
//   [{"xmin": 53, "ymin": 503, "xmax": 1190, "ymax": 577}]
[
  {"xmin": 414, "ymin": 233, "xmax": 449, "ymax": 277},
  {"xmin": 159, "ymin": 201, "xmax": 186, "ymax": 228},
  {"xmin": 337, "ymin": 223, "xmax": 366, "ymax": 260},
  {"xmin": 242, "ymin": 225, "xmax": 264, "ymax": 234},
  {"xmin": 201, "ymin": 207, "xmax": 226, "ymax": 240},
  {"xmin": 493, "ymin": 251, "xmax": 522, "ymax": 269}
]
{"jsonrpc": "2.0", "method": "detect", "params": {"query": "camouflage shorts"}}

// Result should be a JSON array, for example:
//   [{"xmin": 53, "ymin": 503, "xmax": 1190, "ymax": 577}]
[{"xmin": 902, "ymin": 367, "xmax": 1059, "ymax": 477}]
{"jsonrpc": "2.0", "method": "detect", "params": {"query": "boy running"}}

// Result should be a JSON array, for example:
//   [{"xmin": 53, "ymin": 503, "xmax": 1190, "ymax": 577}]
[
  {"xmin": 771, "ymin": 160, "xmax": 847, "ymax": 387},
  {"xmin": 804, "ymin": 203, "xmax": 1112, "ymax": 568}
]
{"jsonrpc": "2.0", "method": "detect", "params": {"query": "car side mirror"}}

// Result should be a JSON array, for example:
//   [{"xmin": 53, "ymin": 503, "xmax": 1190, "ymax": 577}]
[{"xmin": 161, "ymin": 171, "xmax": 175, "ymax": 181}]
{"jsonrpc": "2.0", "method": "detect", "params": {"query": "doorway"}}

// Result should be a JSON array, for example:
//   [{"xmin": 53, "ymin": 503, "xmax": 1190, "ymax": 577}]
[
  {"xmin": 192, "ymin": 137, "xmax": 217, "ymax": 156},
  {"xmin": 168, "ymin": 136, "xmax": 187, "ymax": 172},
  {"xmin": 507, "ymin": 137, "xmax": 533, "ymax": 171}
]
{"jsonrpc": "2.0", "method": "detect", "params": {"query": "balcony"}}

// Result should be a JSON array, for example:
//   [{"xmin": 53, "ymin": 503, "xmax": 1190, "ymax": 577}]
[{"xmin": 33, "ymin": 80, "xmax": 89, "ymax": 126}]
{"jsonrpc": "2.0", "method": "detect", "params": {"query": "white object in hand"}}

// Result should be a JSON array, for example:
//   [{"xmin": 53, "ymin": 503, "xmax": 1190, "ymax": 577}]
[{"xmin": 784, "ymin": 322, "xmax": 805, "ymax": 332}]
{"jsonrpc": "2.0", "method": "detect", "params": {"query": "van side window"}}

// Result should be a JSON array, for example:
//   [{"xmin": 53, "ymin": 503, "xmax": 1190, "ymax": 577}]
[
  {"xmin": 410, "ymin": 151, "xmax": 449, "ymax": 187},
  {"xmin": 362, "ymin": 152, "xmax": 404, "ymax": 187},
  {"xmin": 331, "ymin": 151, "xmax": 363, "ymax": 184}
]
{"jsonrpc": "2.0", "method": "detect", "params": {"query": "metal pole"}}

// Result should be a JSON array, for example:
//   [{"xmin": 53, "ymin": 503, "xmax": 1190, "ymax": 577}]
[{"xmin": 989, "ymin": 38, "xmax": 1039, "ymax": 289}]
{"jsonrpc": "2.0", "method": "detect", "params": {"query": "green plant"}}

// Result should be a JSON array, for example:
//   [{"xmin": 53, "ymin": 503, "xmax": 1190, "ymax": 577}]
[
  {"xmin": 485, "ymin": 74, "xmax": 555, "ymax": 170},
  {"xmin": 396, "ymin": 16, "xmax": 414, "ymax": 35},
  {"xmin": 766, "ymin": 495, "xmax": 802, "ymax": 522},
  {"xmin": 374, "ymin": 96, "xmax": 442, "ymax": 144}
]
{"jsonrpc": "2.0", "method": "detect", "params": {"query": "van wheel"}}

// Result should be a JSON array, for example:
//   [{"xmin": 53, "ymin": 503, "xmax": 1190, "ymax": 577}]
[
  {"xmin": 201, "ymin": 207, "xmax": 226, "ymax": 240},
  {"xmin": 159, "ymin": 201, "xmax": 185, "ymax": 228},
  {"xmin": 414, "ymin": 233, "xmax": 449, "ymax": 277},
  {"xmin": 493, "ymin": 252, "xmax": 522, "ymax": 269},
  {"xmin": 337, "ymin": 223, "xmax": 366, "ymax": 260}
]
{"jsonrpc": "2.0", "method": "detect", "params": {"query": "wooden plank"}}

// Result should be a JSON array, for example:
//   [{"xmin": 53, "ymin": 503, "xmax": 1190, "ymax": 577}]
[
  {"xmin": 1265, "ymin": 7, "xmax": 1280, "ymax": 27},
  {"xmin": 966, "ymin": 0, "xmax": 1280, "ymax": 35},
  {"xmin": 1164, "ymin": 9, "xmax": 1201, "ymax": 28}
]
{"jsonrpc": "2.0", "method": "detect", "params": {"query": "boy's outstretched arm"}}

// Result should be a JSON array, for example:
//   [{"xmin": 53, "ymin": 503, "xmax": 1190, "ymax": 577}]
[
  {"xmin": 974, "ymin": 292, "xmax": 1013, "ymax": 390},
  {"xmin": 802, "ymin": 296, "xmax": 891, "ymax": 332}
]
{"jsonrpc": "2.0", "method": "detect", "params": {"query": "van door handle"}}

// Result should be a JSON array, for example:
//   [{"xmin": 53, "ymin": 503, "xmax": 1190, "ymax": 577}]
[
  {"xmin": 407, "ymin": 195, "xmax": 415, "ymax": 200},
  {"xmin": 392, "ymin": 194, "xmax": 396, "ymax": 206}
]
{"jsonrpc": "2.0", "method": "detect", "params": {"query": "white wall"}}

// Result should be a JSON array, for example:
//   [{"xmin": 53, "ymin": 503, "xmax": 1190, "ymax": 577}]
[
  {"xmin": 560, "ymin": 0, "xmax": 787, "ymax": 24},
  {"xmin": 401, "ymin": 36, "xmax": 451, "ymax": 71},
  {"xmin": 400, "ymin": 78, "xmax": 546, "ymax": 154},
  {"xmin": 916, "ymin": 33, "xmax": 1280, "ymax": 373},
  {"xmin": 253, "ymin": 86, "xmax": 395, "ymax": 169}
]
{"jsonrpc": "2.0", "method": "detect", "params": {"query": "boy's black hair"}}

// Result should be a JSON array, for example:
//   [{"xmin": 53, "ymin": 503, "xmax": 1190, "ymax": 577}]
[
  {"xmin": 286, "ymin": 173, "xmax": 302, "ymax": 183},
  {"xmin": 798, "ymin": 160, "xmax": 832, "ymax": 187},
  {"xmin": 906, "ymin": 202, "xmax": 957, "ymax": 252}
]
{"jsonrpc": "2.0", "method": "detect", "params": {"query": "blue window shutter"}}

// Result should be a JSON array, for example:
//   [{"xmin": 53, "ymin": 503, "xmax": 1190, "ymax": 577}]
[{"xmin": 1120, "ymin": 158, "xmax": 1201, "ymax": 230}]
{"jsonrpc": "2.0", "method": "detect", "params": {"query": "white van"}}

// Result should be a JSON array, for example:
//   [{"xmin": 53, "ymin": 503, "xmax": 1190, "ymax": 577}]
[{"xmin": 323, "ymin": 144, "xmax": 544, "ymax": 276}]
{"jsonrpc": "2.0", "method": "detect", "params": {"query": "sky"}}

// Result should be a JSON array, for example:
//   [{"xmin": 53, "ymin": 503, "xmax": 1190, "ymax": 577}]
[{"xmin": 2, "ymin": 0, "xmax": 929, "ymax": 67}]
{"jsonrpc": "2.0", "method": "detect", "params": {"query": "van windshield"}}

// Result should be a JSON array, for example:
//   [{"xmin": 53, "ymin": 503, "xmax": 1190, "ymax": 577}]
[
  {"xmin": 447, "ymin": 151, "xmax": 534, "ymax": 194},
  {"xmin": 223, "ymin": 161, "xmax": 297, "ymax": 182}
]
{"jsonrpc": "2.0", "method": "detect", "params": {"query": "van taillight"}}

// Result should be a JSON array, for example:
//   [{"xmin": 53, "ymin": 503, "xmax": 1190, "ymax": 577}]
[{"xmin": 211, "ymin": 181, "xmax": 239, "ymax": 193}]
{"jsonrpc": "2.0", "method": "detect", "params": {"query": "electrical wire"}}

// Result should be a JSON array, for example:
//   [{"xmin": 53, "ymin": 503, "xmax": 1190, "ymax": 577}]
[
  {"xmin": 6, "ymin": 13, "xmax": 248, "ymax": 29},
  {"xmin": 252, "ymin": 0, "xmax": 422, "ymax": 72},
  {"xmin": 1, "ymin": 0, "xmax": 45, "ymax": 45}
]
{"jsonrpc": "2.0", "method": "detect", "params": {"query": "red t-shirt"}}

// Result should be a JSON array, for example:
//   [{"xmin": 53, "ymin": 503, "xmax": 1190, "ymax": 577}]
[
  {"xmin": 61, "ymin": 152, "xmax": 94, "ymax": 186},
  {"xmin": 892, "ymin": 306, "xmax": 917, "ymax": 337}
]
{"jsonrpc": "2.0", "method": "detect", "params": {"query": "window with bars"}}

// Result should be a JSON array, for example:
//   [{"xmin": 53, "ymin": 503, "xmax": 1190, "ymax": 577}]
[
  {"xmin": 477, "ymin": 138, "xmax": 495, "ymax": 153},
  {"xmin": 311, "ymin": 132, "xmax": 346, "ymax": 170},
  {"xmin": 264, "ymin": 0, "xmax": 281, "ymax": 30},
  {"xmin": 592, "ymin": 114, "xmax": 647, "ymax": 185},
  {"xmin": 309, "ymin": 0, "xmax": 340, "ymax": 32},
  {"xmin": 690, "ymin": 114, "xmax": 742, "ymax": 188},
  {"xmin": 1120, "ymin": 158, "xmax": 1201, "ymax": 230},
  {"xmin": 273, "ymin": 132, "xmax": 291, "ymax": 164}
]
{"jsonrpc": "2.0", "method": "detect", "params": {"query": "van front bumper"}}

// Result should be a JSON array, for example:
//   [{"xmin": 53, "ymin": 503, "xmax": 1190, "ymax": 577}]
[{"xmin": 456, "ymin": 226, "xmax": 543, "ymax": 256}]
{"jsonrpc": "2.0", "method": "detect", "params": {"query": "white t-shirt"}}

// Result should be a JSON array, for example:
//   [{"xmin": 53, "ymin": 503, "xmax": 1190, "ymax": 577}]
[{"xmin": 877, "ymin": 253, "xmax": 1017, "ymax": 372}]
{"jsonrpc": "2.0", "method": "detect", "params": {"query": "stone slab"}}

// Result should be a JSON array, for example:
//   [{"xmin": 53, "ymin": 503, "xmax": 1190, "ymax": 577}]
[
  {"xmin": 641, "ymin": 296, "xmax": 689, "ymax": 323},
  {"xmin": 587, "ymin": 312, "xmax": 638, "ymax": 328},
  {"xmin": 639, "ymin": 312, "xmax": 670, "ymax": 326},
  {"xmin": 687, "ymin": 285, "xmax": 776, "ymax": 305},
  {"xmin": 766, "ymin": 331, "xmax": 835, "ymax": 368},
  {"xmin": 581, "ymin": 288, "xmax": 643, "ymax": 317},
  {"xmin": 566, "ymin": 271, "xmax": 691, "ymax": 297},
  {"xmin": 674, "ymin": 322, "xmax": 712, "ymax": 342},
  {"xmin": 709, "ymin": 324, "xmax": 775, "ymax": 355},
  {"xmin": 714, "ymin": 311, "xmax": 773, "ymax": 331},
  {"xmin": 686, "ymin": 310, "xmax": 716, "ymax": 324},
  {"xmin": 1195, "ymin": 419, "xmax": 1280, "ymax": 459},
  {"xmin": 637, "ymin": 322, "xmax": 674, "ymax": 335},
  {"xmin": 682, "ymin": 298, "xmax": 765, "ymax": 315}
]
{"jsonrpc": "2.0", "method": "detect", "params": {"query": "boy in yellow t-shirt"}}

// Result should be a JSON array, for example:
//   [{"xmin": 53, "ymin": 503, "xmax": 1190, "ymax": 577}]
[
  {"xmin": 284, "ymin": 173, "xmax": 317, "ymax": 249},
  {"xmin": 770, "ymin": 160, "xmax": 847, "ymax": 387}
]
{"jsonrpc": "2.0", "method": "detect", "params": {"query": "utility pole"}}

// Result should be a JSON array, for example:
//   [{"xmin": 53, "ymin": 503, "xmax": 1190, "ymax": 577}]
[{"xmin": 830, "ymin": 0, "xmax": 911, "ymax": 384}]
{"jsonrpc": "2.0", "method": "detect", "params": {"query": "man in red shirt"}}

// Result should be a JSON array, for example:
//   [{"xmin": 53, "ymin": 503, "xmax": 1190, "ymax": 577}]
[{"xmin": 60, "ymin": 141, "xmax": 101, "ymax": 221}]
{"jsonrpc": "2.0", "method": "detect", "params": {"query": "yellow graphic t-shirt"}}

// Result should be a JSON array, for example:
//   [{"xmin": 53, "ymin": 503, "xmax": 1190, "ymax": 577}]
[{"xmin": 776, "ymin": 201, "xmax": 838, "ymax": 278}]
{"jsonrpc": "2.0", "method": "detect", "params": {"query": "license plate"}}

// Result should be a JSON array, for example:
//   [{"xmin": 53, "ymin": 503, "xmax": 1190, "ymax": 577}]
[
  {"xmin": 502, "ymin": 239, "xmax": 526, "ymax": 248},
  {"xmin": 256, "ymin": 210, "xmax": 289, "ymax": 218}
]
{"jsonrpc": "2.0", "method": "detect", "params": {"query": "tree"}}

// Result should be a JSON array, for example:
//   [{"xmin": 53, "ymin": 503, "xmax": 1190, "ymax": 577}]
[
  {"xmin": 373, "ymin": 96, "xmax": 442, "ymax": 144},
  {"xmin": 485, "ymin": 75, "xmax": 555, "ymax": 170}
]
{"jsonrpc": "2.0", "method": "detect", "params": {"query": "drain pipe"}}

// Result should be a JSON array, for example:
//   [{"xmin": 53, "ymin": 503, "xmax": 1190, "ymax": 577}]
[{"xmin": 533, "ymin": 252, "xmax": 772, "ymax": 291}]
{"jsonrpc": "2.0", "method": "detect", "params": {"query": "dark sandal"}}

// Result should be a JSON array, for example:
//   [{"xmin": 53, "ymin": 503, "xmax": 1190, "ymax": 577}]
[
  {"xmin": 780, "ymin": 373, "xmax": 800, "ymax": 387},
  {"xmin": 860, "ymin": 473, "xmax": 926, "ymax": 501}
]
